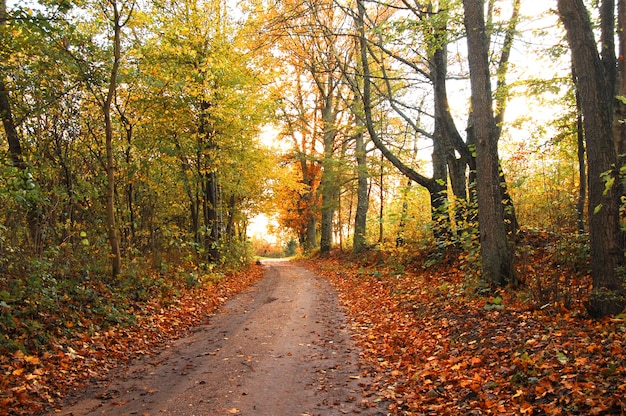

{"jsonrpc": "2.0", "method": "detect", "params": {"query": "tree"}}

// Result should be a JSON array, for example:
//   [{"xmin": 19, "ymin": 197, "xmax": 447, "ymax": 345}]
[
  {"xmin": 0, "ymin": 0, "xmax": 43, "ymax": 249},
  {"xmin": 102, "ymin": 0, "xmax": 133, "ymax": 277},
  {"xmin": 356, "ymin": 0, "xmax": 451, "ymax": 243},
  {"xmin": 557, "ymin": 0, "xmax": 626, "ymax": 317},
  {"xmin": 268, "ymin": 0, "xmax": 355, "ymax": 253},
  {"xmin": 463, "ymin": 0, "xmax": 514, "ymax": 286},
  {"xmin": 352, "ymin": 101, "xmax": 369, "ymax": 253}
]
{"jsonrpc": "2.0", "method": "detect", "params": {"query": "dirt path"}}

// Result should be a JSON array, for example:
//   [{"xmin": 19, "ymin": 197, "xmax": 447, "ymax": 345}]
[{"xmin": 50, "ymin": 260, "xmax": 388, "ymax": 416}]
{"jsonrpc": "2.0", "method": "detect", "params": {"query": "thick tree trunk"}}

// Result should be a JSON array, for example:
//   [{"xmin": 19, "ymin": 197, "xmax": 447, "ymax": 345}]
[
  {"xmin": 306, "ymin": 212, "xmax": 317, "ymax": 249},
  {"xmin": 463, "ymin": 0, "xmax": 515, "ymax": 286},
  {"xmin": 558, "ymin": 0, "xmax": 626, "ymax": 317}
]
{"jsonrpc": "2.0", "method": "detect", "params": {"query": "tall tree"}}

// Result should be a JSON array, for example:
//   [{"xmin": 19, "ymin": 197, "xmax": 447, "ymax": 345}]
[
  {"xmin": 558, "ymin": 0, "xmax": 626, "ymax": 317},
  {"xmin": 0, "ymin": 0, "xmax": 24, "ymax": 169},
  {"xmin": 356, "ymin": 0, "xmax": 451, "ymax": 242},
  {"xmin": 102, "ymin": 0, "xmax": 133, "ymax": 277},
  {"xmin": 0, "ymin": 0, "xmax": 43, "ymax": 249},
  {"xmin": 352, "ymin": 102, "xmax": 369, "ymax": 253},
  {"xmin": 463, "ymin": 0, "xmax": 514, "ymax": 285}
]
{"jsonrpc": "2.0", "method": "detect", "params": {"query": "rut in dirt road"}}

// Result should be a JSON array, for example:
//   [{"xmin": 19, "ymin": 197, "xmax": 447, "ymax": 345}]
[{"xmin": 51, "ymin": 260, "xmax": 389, "ymax": 416}]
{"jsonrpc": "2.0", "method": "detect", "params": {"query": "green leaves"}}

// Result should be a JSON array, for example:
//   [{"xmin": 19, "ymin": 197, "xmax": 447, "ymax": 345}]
[{"xmin": 484, "ymin": 296, "xmax": 505, "ymax": 310}]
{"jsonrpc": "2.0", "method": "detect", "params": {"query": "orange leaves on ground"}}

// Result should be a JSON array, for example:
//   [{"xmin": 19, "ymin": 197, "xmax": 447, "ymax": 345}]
[
  {"xmin": 0, "ymin": 264, "xmax": 264, "ymax": 416},
  {"xmin": 304, "ymin": 255, "xmax": 626, "ymax": 415}
]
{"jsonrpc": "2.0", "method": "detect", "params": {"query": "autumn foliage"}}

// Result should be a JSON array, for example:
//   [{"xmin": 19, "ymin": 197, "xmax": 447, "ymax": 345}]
[
  {"xmin": 0, "ymin": 264, "xmax": 264, "ymax": 415},
  {"xmin": 303, "ymin": 244, "xmax": 626, "ymax": 415}
]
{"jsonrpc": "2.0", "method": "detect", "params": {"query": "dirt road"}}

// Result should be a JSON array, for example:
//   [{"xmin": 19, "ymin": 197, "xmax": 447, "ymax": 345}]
[{"xmin": 51, "ymin": 260, "xmax": 388, "ymax": 416}]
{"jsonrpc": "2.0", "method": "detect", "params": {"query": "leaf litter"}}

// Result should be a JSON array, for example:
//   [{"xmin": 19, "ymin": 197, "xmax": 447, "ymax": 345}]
[{"xmin": 302, "ymin": 252, "xmax": 626, "ymax": 415}]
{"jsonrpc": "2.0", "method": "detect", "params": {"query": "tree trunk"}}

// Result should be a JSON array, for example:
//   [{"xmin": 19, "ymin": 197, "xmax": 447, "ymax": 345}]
[
  {"xmin": 205, "ymin": 170, "xmax": 220, "ymax": 261},
  {"xmin": 0, "ymin": 1, "xmax": 43, "ymax": 250},
  {"xmin": 103, "ymin": 1, "xmax": 124, "ymax": 278},
  {"xmin": 463, "ymin": 0, "xmax": 515, "ymax": 286},
  {"xmin": 353, "ymin": 128, "xmax": 369, "ymax": 253},
  {"xmin": 572, "ymin": 64, "xmax": 587, "ymax": 234},
  {"xmin": 0, "ymin": 1, "xmax": 23, "ymax": 169},
  {"xmin": 319, "ymin": 92, "xmax": 338, "ymax": 254},
  {"xmin": 617, "ymin": 0, "xmax": 626, "ymax": 158},
  {"xmin": 306, "ymin": 212, "xmax": 317, "ymax": 249},
  {"xmin": 558, "ymin": 0, "xmax": 626, "ymax": 317},
  {"xmin": 0, "ymin": 77, "xmax": 23, "ymax": 169},
  {"xmin": 356, "ymin": 0, "xmax": 450, "ymax": 242}
]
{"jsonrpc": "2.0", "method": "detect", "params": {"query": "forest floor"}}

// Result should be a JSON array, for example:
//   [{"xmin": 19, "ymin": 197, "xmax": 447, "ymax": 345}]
[
  {"xmin": 303, "ymin": 248, "xmax": 626, "ymax": 415},
  {"xmin": 2, "ymin": 238, "xmax": 626, "ymax": 415}
]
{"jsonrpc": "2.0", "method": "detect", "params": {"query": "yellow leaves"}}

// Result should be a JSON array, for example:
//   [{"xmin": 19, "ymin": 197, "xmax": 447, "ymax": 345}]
[{"xmin": 24, "ymin": 355, "xmax": 40, "ymax": 365}]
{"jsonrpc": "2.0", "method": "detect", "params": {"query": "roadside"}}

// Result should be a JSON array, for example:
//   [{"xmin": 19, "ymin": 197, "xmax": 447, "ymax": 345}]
[{"xmin": 47, "ymin": 260, "xmax": 389, "ymax": 415}]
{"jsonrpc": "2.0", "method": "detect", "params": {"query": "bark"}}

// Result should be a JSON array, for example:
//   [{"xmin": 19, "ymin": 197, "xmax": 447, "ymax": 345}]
[
  {"xmin": 298, "ymin": 157, "xmax": 318, "ymax": 251},
  {"xmin": 572, "ymin": 65, "xmax": 587, "ymax": 233},
  {"xmin": 558, "ymin": 0, "xmax": 626, "ymax": 317},
  {"xmin": 197, "ymin": 98, "xmax": 221, "ymax": 262},
  {"xmin": 204, "ymin": 170, "xmax": 220, "ymax": 261},
  {"xmin": 353, "ymin": 127, "xmax": 369, "ymax": 253},
  {"xmin": 489, "ymin": 0, "xmax": 521, "ymax": 236},
  {"xmin": 104, "ymin": 1, "xmax": 123, "ymax": 278},
  {"xmin": 0, "ymin": 0, "xmax": 44, "ymax": 250},
  {"xmin": 319, "ymin": 92, "xmax": 338, "ymax": 254},
  {"xmin": 463, "ymin": 0, "xmax": 515, "ymax": 286},
  {"xmin": 617, "ymin": 0, "xmax": 626, "ymax": 158},
  {"xmin": 431, "ymin": 42, "xmax": 470, "ymax": 202},
  {"xmin": 0, "ymin": 1, "xmax": 22, "ymax": 167},
  {"xmin": 0, "ymin": 77, "xmax": 23, "ymax": 169}
]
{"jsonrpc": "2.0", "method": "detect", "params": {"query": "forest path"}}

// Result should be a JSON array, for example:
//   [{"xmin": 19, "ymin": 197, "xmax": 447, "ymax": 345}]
[{"xmin": 50, "ymin": 260, "xmax": 388, "ymax": 416}]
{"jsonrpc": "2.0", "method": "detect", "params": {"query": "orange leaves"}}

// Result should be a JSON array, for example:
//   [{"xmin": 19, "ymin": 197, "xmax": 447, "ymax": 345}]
[
  {"xmin": 0, "ymin": 263, "xmax": 265, "ymax": 415},
  {"xmin": 304, "ymin": 255, "xmax": 626, "ymax": 416}
]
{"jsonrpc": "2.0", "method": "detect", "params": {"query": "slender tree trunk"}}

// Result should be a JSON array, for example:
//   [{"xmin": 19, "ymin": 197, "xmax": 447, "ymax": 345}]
[
  {"xmin": 379, "ymin": 152, "xmax": 384, "ymax": 244},
  {"xmin": 225, "ymin": 193, "xmax": 236, "ymax": 239},
  {"xmin": 122, "ymin": 122, "xmax": 135, "ymax": 249},
  {"xmin": 103, "ymin": 2, "xmax": 124, "ymax": 278},
  {"xmin": 320, "ymin": 93, "xmax": 337, "ymax": 254},
  {"xmin": 205, "ymin": 170, "xmax": 220, "ymax": 261},
  {"xmin": 463, "ymin": 0, "xmax": 515, "ymax": 286},
  {"xmin": 558, "ymin": 0, "xmax": 626, "ymax": 317},
  {"xmin": 397, "ymin": 179, "xmax": 411, "ymax": 246},
  {"xmin": 617, "ymin": 0, "xmax": 626, "ymax": 158},
  {"xmin": 353, "ymin": 128, "xmax": 369, "ymax": 253}
]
